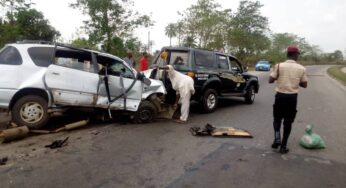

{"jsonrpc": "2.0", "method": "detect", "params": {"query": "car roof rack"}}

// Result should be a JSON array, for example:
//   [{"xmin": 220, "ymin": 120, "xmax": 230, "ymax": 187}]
[{"xmin": 16, "ymin": 40, "xmax": 54, "ymax": 45}]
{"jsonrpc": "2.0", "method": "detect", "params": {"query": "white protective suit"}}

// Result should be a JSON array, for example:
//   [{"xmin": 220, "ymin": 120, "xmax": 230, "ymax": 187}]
[{"xmin": 167, "ymin": 65, "xmax": 195, "ymax": 121}]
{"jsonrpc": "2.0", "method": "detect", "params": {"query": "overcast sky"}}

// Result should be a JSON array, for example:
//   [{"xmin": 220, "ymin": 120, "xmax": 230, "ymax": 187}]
[{"xmin": 32, "ymin": 0, "xmax": 346, "ymax": 54}]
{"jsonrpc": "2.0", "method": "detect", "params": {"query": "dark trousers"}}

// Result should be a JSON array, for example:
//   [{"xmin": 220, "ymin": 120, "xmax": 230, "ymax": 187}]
[{"xmin": 273, "ymin": 92, "xmax": 298, "ymax": 147}]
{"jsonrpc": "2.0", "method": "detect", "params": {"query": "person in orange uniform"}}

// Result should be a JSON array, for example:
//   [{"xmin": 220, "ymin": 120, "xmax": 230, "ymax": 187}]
[{"xmin": 139, "ymin": 52, "xmax": 149, "ymax": 71}]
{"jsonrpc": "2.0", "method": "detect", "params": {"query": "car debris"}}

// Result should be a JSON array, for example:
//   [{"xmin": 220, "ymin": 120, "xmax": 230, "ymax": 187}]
[
  {"xmin": 0, "ymin": 126, "xmax": 29, "ymax": 143},
  {"xmin": 0, "ymin": 157, "xmax": 8, "ymax": 165},
  {"xmin": 45, "ymin": 137, "xmax": 69, "ymax": 149},
  {"xmin": 190, "ymin": 123, "xmax": 253, "ymax": 138},
  {"xmin": 30, "ymin": 119, "xmax": 90, "ymax": 134},
  {"xmin": 55, "ymin": 119, "xmax": 89, "ymax": 132}
]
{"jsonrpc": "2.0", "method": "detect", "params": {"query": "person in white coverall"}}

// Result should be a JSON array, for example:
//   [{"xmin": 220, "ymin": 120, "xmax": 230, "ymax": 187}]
[{"xmin": 162, "ymin": 65, "xmax": 195, "ymax": 123}]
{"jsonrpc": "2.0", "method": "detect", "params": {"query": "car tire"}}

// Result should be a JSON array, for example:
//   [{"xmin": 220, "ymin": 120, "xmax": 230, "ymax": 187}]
[
  {"xmin": 133, "ymin": 100, "xmax": 157, "ymax": 123},
  {"xmin": 244, "ymin": 85, "xmax": 255, "ymax": 104},
  {"xmin": 201, "ymin": 88, "xmax": 218, "ymax": 113},
  {"xmin": 12, "ymin": 95, "xmax": 50, "ymax": 129}
]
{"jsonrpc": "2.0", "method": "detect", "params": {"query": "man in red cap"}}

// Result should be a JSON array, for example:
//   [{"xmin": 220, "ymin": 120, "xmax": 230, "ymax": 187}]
[{"xmin": 269, "ymin": 45, "xmax": 308, "ymax": 154}]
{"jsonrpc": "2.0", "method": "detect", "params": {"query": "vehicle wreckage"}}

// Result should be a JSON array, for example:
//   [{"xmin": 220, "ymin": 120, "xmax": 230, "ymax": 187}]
[{"xmin": 0, "ymin": 41, "xmax": 175, "ymax": 129}]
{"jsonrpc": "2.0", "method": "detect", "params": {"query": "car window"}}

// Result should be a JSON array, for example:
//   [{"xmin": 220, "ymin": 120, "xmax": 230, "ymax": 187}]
[
  {"xmin": 97, "ymin": 55, "xmax": 134, "ymax": 78},
  {"xmin": 108, "ymin": 62, "xmax": 133, "ymax": 78},
  {"xmin": 195, "ymin": 50, "xmax": 215, "ymax": 68},
  {"xmin": 217, "ymin": 55, "xmax": 229, "ymax": 70},
  {"xmin": 169, "ymin": 51, "xmax": 189, "ymax": 67},
  {"xmin": 54, "ymin": 49, "xmax": 96, "ymax": 73},
  {"xmin": 0, "ymin": 46, "xmax": 22, "ymax": 65},
  {"xmin": 229, "ymin": 57, "xmax": 242, "ymax": 72},
  {"xmin": 28, "ymin": 47, "xmax": 54, "ymax": 67}
]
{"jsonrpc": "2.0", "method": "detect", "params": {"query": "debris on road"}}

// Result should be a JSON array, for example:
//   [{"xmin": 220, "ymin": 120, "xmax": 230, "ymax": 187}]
[
  {"xmin": 0, "ymin": 157, "xmax": 8, "ymax": 165},
  {"xmin": 190, "ymin": 123, "xmax": 253, "ymax": 138},
  {"xmin": 300, "ymin": 124, "xmax": 326, "ymax": 149},
  {"xmin": 45, "ymin": 137, "xmax": 69, "ymax": 149},
  {"xmin": 30, "ymin": 119, "xmax": 90, "ymax": 135},
  {"xmin": 0, "ymin": 126, "xmax": 29, "ymax": 143},
  {"xmin": 54, "ymin": 119, "xmax": 89, "ymax": 132}
]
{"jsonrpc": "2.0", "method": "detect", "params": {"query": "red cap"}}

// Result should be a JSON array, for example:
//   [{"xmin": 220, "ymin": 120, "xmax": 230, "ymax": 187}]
[{"xmin": 287, "ymin": 46, "xmax": 300, "ymax": 54}]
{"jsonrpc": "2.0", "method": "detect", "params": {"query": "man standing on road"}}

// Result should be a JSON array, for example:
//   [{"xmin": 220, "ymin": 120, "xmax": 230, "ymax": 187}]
[
  {"xmin": 139, "ymin": 52, "xmax": 149, "ymax": 72},
  {"xmin": 269, "ymin": 46, "xmax": 308, "ymax": 154},
  {"xmin": 123, "ymin": 50, "xmax": 136, "ymax": 68}
]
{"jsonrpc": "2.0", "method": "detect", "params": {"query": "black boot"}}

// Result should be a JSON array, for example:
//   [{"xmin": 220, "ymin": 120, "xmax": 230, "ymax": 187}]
[
  {"xmin": 271, "ymin": 131, "xmax": 281, "ymax": 149},
  {"xmin": 279, "ymin": 146, "xmax": 289, "ymax": 154}
]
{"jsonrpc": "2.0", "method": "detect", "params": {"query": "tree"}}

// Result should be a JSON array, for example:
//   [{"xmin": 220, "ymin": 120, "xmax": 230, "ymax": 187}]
[
  {"xmin": 228, "ymin": 0, "xmax": 270, "ymax": 63},
  {"xmin": 70, "ymin": 37, "xmax": 97, "ymax": 49},
  {"xmin": 0, "ymin": 1, "xmax": 59, "ymax": 47},
  {"xmin": 165, "ymin": 23, "xmax": 176, "ymax": 46},
  {"xmin": 175, "ymin": 21, "xmax": 184, "ymax": 46},
  {"xmin": 173, "ymin": 0, "xmax": 229, "ymax": 49},
  {"xmin": 70, "ymin": 0, "xmax": 153, "ymax": 54},
  {"xmin": 15, "ymin": 9, "xmax": 60, "ymax": 41}
]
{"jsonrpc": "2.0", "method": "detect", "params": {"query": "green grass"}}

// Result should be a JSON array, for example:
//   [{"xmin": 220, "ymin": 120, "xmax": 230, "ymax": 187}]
[{"xmin": 327, "ymin": 66, "xmax": 346, "ymax": 85}]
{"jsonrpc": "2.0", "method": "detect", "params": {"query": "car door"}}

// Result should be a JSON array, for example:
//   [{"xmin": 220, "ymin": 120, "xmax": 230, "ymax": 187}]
[
  {"xmin": 45, "ymin": 48, "xmax": 100, "ymax": 106},
  {"xmin": 96, "ymin": 55, "xmax": 143, "ymax": 111},
  {"xmin": 229, "ymin": 57, "xmax": 246, "ymax": 92},
  {"xmin": 216, "ymin": 54, "xmax": 236, "ymax": 93}
]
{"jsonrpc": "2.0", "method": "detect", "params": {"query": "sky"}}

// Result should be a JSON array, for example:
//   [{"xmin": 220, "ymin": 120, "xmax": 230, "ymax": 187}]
[{"xmin": 31, "ymin": 0, "xmax": 346, "ymax": 54}]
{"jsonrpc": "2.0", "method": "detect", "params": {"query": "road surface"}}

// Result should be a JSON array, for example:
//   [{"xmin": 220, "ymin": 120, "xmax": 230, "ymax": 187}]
[{"xmin": 0, "ymin": 65, "xmax": 345, "ymax": 188}]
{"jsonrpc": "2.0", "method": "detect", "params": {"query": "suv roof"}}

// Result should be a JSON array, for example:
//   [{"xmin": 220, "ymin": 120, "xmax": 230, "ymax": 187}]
[{"xmin": 161, "ymin": 46, "xmax": 238, "ymax": 60}]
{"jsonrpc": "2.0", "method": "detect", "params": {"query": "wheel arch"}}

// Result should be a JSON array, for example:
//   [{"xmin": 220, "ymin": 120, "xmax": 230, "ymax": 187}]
[
  {"xmin": 9, "ymin": 88, "xmax": 51, "ymax": 110},
  {"xmin": 201, "ymin": 78, "xmax": 222, "ymax": 96},
  {"xmin": 245, "ymin": 79, "xmax": 259, "ymax": 93}
]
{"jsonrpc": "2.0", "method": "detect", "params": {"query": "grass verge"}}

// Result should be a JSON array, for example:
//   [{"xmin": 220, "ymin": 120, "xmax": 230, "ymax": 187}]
[{"xmin": 327, "ymin": 66, "xmax": 346, "ymax": 86}]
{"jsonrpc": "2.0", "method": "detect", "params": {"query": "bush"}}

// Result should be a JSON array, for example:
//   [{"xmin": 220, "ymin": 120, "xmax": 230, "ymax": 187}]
[{"xmin": 327, "ymin": 66, "xmax": 346, "ymax": 85}]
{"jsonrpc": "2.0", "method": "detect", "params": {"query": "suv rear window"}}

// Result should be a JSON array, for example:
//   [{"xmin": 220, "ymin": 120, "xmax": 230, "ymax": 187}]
[
  {"xmin": 0, "ymin": 46, "xmax": 22, "ymax": 65},
  {"xmin": 28, "ymin": 47, "xmax": 54, "ymax": 67},
  {"xmin": 195, "ymin": 50, "xmax": 215, "ymax": 68}
]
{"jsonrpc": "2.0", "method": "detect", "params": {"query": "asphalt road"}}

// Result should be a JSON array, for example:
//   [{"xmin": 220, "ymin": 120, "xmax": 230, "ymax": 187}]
[{"xmin": 0, "ymin": 65, "xmax": 345, "ymax": 188}]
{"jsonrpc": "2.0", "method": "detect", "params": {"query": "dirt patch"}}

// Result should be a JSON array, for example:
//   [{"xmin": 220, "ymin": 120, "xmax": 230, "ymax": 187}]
[{"xmin": 0, "ymin": 113, "xmax": 10, "ymax": 130}]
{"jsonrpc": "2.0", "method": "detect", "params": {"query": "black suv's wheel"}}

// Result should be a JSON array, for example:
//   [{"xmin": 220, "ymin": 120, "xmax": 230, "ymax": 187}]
[
  {"xmin": 244, "ymin": 85, "xmax": 255, "ymax": 104},
  {"xmin": 133, "ymin": 100, "xmax": 157, "ymax": 123},
  {"xmin": 12, "ymin": 95, "xmax": 50, "ymax": 129},
  {"xmin": 201, "ymin": 88, "xmax": 218, "ymax": 113}
]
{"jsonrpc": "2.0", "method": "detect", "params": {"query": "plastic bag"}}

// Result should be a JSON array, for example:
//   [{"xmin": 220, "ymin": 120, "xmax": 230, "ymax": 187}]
[{"xmin": 299, "ymin": 124, "xmax": 326, "ymax": 149}]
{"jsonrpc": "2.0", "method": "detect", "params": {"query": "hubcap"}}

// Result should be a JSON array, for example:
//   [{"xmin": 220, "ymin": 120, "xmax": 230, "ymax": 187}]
[
  {"xmin": 20, "ymin": 102, "xmax": 44, "ymax": 124},
  {"xmin": 207, "ymin": 93, "xmax": 216, "ymax": 109}
]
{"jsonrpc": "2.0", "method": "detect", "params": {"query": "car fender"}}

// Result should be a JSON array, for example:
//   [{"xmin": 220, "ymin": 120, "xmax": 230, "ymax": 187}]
[
  {"xmin": 245, "ymin": 77, "xmax": 259, "ymax": 93},
  {"xmin": 142, "ymin": 79, "xmax": 166, "ymax": 100},
  {"xmin": 201, "ymin": 77, "xmax": 222, "ymax": 94}
]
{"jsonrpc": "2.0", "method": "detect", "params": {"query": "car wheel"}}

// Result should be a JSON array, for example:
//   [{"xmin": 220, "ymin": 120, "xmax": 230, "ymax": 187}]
[
  {"xmin": 244, "ymin": 85, "xmax": 255, "ymax": 104},
  {"xmin": 133, "ymin": 100, "xmax": 157, "ymax": 123},
  {"xmin": 12, "ymin": 95, "xmax": 50, "ymax": 129},
  {"xmin": 201, "ymin": 88, "xmax": 218, "ymax": 113}
]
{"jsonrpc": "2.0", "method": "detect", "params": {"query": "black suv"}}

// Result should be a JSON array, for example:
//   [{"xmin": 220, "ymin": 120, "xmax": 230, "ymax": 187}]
[{"xmin": 149, "ymin": 47, "xmax": 259, "ymax": 113}]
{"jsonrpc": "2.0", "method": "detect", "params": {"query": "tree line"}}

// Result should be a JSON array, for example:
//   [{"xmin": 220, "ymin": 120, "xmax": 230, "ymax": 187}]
[
  {"xmin": 165, "ymin": 0, "xmax": 344, "ymax": 65},
  {"xmin": 0, "ymin": 0, "xmax": 344, "ymax": 65}
]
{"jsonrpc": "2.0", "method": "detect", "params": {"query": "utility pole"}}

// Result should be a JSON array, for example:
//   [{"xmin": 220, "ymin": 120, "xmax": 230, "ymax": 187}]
[{"xmin": 148, "ymin": 31, "xmax": 151, "ymax": 54}]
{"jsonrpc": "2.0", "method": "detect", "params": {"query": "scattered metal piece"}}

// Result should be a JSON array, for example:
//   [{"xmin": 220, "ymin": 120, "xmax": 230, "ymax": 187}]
[
  {"xmin": 55, "ymin": 119, "xmax": 89, "ymax": 133},
  {"xmin": 45, "ymin": 137, "xmax": 69, "ymax": 149},
  {"xmin": 0, "ymin": 126, "xmax": 29, "ymax": 143},
  {"xmin": 0, "ymin": 157, "xmax": 8, "ymax": 165},
  {"xmin": 190, "ymin": 123, "xmax": 253, "ymax": 138}
]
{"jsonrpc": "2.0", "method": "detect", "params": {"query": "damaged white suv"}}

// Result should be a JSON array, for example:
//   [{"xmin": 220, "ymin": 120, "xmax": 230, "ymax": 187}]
[{"xmin": 0, "ymin": 41, "xmax": 167, "ymax": 129}]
